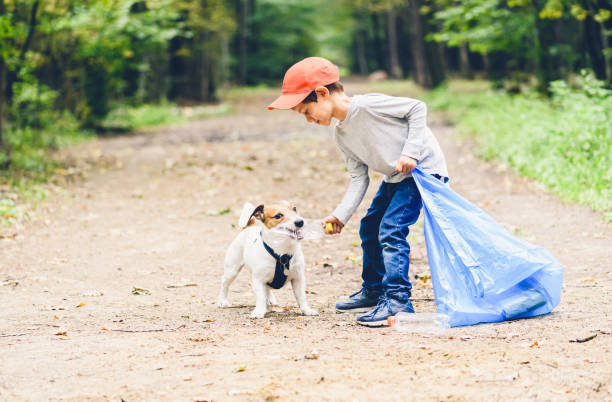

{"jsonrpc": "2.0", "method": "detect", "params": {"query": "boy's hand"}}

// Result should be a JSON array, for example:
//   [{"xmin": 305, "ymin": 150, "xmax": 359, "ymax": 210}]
[
  {"xmin": 322, "ymin": 216, "xmax": 344, "ymax": 235},
  {"xmin": 395, "ymin": 155, "xmax": 417, "ymax": 173}
]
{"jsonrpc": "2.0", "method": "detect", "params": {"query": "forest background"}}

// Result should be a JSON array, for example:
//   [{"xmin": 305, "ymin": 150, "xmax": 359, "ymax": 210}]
[{"xmin": 0, "ymin": 0, "xmax": 611, "ymax": 223}]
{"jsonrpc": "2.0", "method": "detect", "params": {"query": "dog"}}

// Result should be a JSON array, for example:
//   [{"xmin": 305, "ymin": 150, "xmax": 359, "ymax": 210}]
[{"xmin": 217, "ymin": 200, "xmax": 319, "ymax": 319}]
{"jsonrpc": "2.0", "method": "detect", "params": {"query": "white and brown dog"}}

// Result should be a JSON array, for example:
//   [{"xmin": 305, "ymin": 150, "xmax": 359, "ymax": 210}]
[{"xmin": 217, "ymin": 201, "xmax": 319, "ymax": 319}]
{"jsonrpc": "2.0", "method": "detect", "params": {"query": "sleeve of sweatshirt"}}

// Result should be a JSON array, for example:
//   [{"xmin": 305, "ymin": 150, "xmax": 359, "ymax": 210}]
[
  {"xmin": 332, "ymin": 156, "xmax": 369, "ymax": 225},
  {"xmin": 367, "ymin": 95, "xmax": 427, "ymax": 161}
]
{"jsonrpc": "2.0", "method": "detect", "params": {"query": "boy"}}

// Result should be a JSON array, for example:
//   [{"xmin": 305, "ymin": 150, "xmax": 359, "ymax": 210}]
[{"xmin": 268, "ymin": 57, "xmax": 448, "ymax": 326}]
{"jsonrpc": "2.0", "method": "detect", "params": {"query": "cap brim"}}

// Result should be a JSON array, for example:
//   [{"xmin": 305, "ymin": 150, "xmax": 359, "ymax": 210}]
[{"xmin": 267, "ymin": 92, "xmax": 310, "ymax": 110}]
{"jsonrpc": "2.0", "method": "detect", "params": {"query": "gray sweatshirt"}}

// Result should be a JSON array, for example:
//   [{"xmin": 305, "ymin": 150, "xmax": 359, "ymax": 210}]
[{"xmin": 331, "ymin": 93, "xmax": 448, "ymax": 224}]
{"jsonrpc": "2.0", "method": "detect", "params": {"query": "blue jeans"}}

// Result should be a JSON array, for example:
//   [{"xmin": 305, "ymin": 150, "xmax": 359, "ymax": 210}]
[{"xmin": 359, "ymin": 177, "xmax": 422, "ymax": 302}]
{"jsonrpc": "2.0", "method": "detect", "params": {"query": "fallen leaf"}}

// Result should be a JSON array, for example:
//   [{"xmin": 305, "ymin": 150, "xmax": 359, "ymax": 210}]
[
  {"xmin": 530, "ymin": 340, "xmax": 539, "ymax": 348},
  {"xmin": 236, "ymin": 366, "xmax": 246, "ymax": 372},
  {"xmin": 131, "ymin": 287, "xmax": 151, "ymax": 295},
  {"xmin": 204, "ymin": 208, "xmax": 231, "ymax": 216},
  {"xmin": 187, "ymin": 337, "xmax": 208, "ymax": 342},
  {"xmin": 76, "ymin": 302, "xmax": 86, "ymax": 308},
  {"xmin": 166, "ymin": 283, "xmax": 198, "ymax": 288},
  {"xmin": 570, "ymin": 334, "xmax": 597, "ymax": 343},
  {"xmin": 55, "ymin": 331, "xmax": 67, "ymax": 336},
  {"xmin": 304, "ymin": 350, "xmax": 319, "ymax": 360}
]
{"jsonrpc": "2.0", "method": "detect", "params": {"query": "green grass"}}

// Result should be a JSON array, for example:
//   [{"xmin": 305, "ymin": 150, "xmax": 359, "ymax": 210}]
[
  {"xmin": 101, "ymin": 100, "xmax": 234, "ymax": 131},
  {"xmin": 0, "ymin": 110, "xmax": 90, "ymax": 226},
  {"xmin": 424, "ymin": 72, "xmax": 611, "ymax": 221},
  {"xmin": 218, "ymin": 84, "xmax": 272, "ymax": 99}
]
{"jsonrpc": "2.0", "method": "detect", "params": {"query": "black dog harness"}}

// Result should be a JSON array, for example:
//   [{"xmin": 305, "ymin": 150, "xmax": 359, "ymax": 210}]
[{"xmin": 261, "ymin": 236, "xmax": 293, "ymax": 289}]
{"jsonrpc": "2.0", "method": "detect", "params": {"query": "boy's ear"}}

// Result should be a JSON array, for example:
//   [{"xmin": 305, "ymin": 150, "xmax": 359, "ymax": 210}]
[{"xmin": 314, "ymin": 86, "xmax": 330, "ymax": 99}]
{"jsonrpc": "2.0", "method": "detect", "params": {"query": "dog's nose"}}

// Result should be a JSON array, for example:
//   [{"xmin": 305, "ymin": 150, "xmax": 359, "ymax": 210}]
[{"xmin": 294, "ymin": 219, "xmax": 304, "ymax": 228}]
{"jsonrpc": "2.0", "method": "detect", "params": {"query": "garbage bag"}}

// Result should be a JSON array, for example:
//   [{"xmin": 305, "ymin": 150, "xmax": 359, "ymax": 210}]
[{"xmin": 412, "ymin": 167, "xmax": 563, "ymax": 327}]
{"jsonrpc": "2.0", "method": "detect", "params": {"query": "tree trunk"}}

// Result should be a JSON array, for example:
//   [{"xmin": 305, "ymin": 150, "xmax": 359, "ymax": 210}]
[
  {"xmin": 354, "ymin": 9, "xmax": 368, "ymax": 76},
  {"xmin": 136, "ymin": 53, "xmax": 149, "ymax": 103},
  {"xmin": 435, "ymin": 17, "xmax": 447, "ymax": 77},
  {"xmin": 5, "ymin": 0, "xmax": 39, "ymax": 103},
  {"xmin": 482, "ymin": 53, "xmax": 490, "ymax": 77},
  {"xmin": 583, "ymin": 12, "xmax": 606, "ymax": 80},
  {"xmin": 598, "ymin": 0, "xmax": 612, "ymax": 83},
  {"xmin": 0, "ymin": 0, "xmax": 7, "ymax": 167},
  {"xmin": 459, "ymin": 41, "xmax": 473, "ymax": 78},
  {"xmin": 238, "ymin": 0, "xmax": 248, "ymax": 85},
  {"xmin": 19, "ymin": 1, "xmax": 39, "ymax": 64},
  {"xmin": 387, "ymin": 7, "xmax": 401, "ymax": 79},
  {"xmin": 535, "ymin": 16, "xmax": 562, "ymax": 92},
  {"xmin": 371, "ymin": 12, "xmax": 385, "ymax": 72},
  {"xmin": 408, "ymin": 0, "xmax": 432, "ymax": 87},
  {"xmin": 0, "ymin": 55, "xmax": 5, "ymax": 165},
  {"xmin": 200, "ymin": 44, "xmax": 210, "ymax": 102},
  {"xmin": 220, "ymin": 35, "xmax": 230, "ymax": 85},
  {"xmin": 599, "ymin": 22, "xmax": 610, "ymax": 84}
]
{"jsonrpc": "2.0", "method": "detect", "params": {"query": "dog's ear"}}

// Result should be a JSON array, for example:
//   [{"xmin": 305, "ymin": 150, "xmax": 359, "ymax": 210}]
[
  {"xmin": 238, "ymin": 202, "xmax": 264, "ymax": 228},
  {"xmin": 251, "ymin": 204, "xmax": 265, "ymax": 223}
]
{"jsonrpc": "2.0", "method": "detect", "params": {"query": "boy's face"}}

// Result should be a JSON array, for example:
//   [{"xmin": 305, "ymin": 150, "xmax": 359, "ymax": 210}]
[{"xmin": 292, "ymin": 89, "xmax": 334, "ymax": 126}]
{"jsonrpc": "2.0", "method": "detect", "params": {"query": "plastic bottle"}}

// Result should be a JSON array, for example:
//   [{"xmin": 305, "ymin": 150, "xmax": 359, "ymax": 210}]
[
  {"xmin": 387, "ymin": 312, "xmax": 451, "ymax": 334},
  {"xmin": 269, "ymin": 219, "xmax": 335, "ymax": 241},
  {"xmin": 300, "ymin": 220, "xmax": 333, "ymax": 240}
]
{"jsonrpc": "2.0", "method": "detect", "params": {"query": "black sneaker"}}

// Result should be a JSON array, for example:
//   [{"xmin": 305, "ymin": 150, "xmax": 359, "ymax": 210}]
[
  {"xmin": 356, "ymin": 297, "xmax": 414, "ymax": 327},
  {"xmin": 335, "ymin": 288, "xmax": 382, "ymax": 313}
]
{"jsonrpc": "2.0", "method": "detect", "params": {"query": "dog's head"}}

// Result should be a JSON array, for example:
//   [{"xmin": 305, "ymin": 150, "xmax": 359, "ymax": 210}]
[{"xmin": 239, "ymin": 200, "xmax": 304, "ymax": 240}]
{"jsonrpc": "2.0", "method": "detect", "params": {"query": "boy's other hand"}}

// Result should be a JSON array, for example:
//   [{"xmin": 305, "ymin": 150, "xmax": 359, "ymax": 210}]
[
  {"xmin": 395, "ymin": 155, "xmax": 417, "ymax": 173},
  {"xmin": 322, "ymin": 216, "xmax": 344, "ymax": 235}
]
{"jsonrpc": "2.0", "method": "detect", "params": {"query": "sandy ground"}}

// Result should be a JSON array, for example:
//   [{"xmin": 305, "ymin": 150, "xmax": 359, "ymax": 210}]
[{"xmin": 1, "ymin": 83, "xmax": 611, "ymax": 401}]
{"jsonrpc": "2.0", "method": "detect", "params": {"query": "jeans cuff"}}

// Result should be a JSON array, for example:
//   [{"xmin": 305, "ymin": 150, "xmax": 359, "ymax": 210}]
[{"xmin": 385, "ymin": 291, "xmax": 412, "ymax": 303}]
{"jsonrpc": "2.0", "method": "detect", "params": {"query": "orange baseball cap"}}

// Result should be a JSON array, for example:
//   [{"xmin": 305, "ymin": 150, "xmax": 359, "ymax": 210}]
[{"xmin": 267, "ymin": 57, "xmax": 339, "ymax": 110}]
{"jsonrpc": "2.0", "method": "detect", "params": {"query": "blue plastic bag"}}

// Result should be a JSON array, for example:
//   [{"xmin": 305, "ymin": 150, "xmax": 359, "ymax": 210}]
[{"xmin": 412, "ymin": 167, "xmax": 563, "ymax": 327}]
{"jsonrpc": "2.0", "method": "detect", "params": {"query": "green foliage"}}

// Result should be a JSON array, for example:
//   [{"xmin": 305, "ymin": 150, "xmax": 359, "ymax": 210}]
[
  {"xmin": 432, "ymin": 0, "xmax": 535, "ymax": 56},
  {"xmin": 9, "ymin": 74, "xmax": 58, "ymax": 129},
  {"xmin": 1, "ymin": 69, "xmax": 93, "ymax": 173},
  {"xmin": 245, "ymin": 0, "xmax": 319, "ymax": 85},
  {"xmin": 41, "ymin": 0, "xmax": 186, "ymax": 121},
  {"xmin": 0, "ymin": 197, "xmax": 19, "ymax": 226},
  {"xmin": 1, "ymin": 112, "xmax": 92, "ymax": 174},
  {"xmin": 427, "ymin": 72, "xmax": 612, "ymax": 214}
]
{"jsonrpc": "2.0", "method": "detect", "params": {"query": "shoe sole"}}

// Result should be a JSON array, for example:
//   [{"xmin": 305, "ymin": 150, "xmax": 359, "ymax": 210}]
[
  {"xmin": 335, "ymin": 307, "xmax": 375, "ymax": 314},
  {"xmin": 356, "ymin": 319, "xmax": 388, "ymax": 327}
]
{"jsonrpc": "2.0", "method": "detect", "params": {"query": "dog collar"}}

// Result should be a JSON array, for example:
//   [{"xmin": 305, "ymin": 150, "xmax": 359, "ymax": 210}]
[{"xmin": 261, "ymin": 233, "xmax": 293, "ymax": 289}]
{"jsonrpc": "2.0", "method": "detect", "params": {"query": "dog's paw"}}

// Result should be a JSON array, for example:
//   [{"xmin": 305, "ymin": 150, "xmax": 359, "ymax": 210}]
[
  {"xmin": 267, "ymin": 295, "xmax": 279, "ymax": 306},
  {"xmin": 250, "ymin": 309, "xmax": 267, "ymax": 319},
  {"xmin": 217, "ymin": 298, "xmax": 230, "ymax": 308},
  {"xmin": 301, "ymin": 308, "xmax": 319, "ymax": 316}
]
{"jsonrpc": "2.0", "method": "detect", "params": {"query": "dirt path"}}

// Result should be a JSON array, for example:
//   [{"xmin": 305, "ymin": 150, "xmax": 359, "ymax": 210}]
[{"xmin": 1, "ymin": 84, "xmax": 611, "ymax": 401}]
